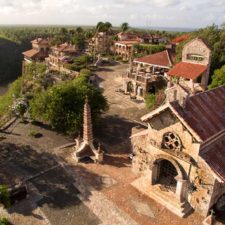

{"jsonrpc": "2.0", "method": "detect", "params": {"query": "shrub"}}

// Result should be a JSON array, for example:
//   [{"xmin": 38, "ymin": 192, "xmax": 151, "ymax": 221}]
[
  {"xmin": 145, "ymin": 93, "xmax": 156, "ymax": 110},
  {"xmin": 29, "ymin": 77, "xmax": 108, "ymax": 134},
  {"xmin": 0, "ymin": 185, "xmax": 10, "ymax": 208},
  {"xmin": 0, "ymin": 218, "xmax": 10, "ymax": 225}
]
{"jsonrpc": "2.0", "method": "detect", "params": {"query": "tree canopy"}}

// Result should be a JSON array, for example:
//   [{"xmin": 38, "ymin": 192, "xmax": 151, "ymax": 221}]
[
  {"xmin": 29, "ymin": 70, "xmax": 108, "ymax": 133},
  {"xmin": 208, "ymin": 65, "xmax": 225, "ymax": 89},
  {"xmin": 121, "ymin": 22, "xmax": 129, "ymax": 32}
]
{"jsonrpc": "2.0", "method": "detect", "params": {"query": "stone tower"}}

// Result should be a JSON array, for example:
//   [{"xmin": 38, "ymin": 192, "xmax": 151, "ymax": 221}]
[
  {"xmin": 73, "ymin": 97, "xmax": 103, "ymax": 163},
  {"xmin": 83, "ymin": 98, "xmax": 93, "ymax": 143}
]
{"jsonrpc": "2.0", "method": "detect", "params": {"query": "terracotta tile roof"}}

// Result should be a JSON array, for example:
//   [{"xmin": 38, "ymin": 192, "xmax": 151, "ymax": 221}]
[
  {"xmin": 115, "ymin": 40, "xmax": 140, "ymax": 45},
  {"xmin": 170, "ymin": 85, "xmax": 225, "ymax": 141},
  {"xmin": 31, "ymin": 38, "xmax": 49, "ymax": 45},
  {"xmin": 55, "ymin": 43, "xmax": 77, "ymax": 53},
  {"xmin": 22, "ymin": 49, "xmax": 39, "ymax": 58},
  {"xmin": 200, "ymin": 132, "xmax": 225, "ymax": 182},
  {"xmin": 167, "ymin": 62, "xmax": 207, "ymax": 80},
  {"xmin": 171, "ymin": 34, "xmax": 190, "ymax": 44},
  {"xmin": 134, "ymin": 50, "xmax": 172, "ymax": 68}
]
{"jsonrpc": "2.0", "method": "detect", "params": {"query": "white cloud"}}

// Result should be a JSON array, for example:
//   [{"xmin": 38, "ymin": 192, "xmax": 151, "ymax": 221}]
[
  {"xmin": 0, "ymin": 0, "xmax": 224, "ymax": 28},
  {"xmin": 153, "ymin": 0, "xmax": 180, "ymax": 7}
]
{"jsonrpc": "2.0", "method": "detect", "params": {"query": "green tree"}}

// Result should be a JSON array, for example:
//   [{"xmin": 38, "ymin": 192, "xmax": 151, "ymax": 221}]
[
  {"xmin": 209, "ymin": 65, "xmax": 225, "ymax": 89},
  {"xmin": 121, "ymin": 22, "xmax": 129, "ymax": 32},
  {"xmin": 29, "ymin": 73, "xmax": 108, "ymax": 133},
  {"xmin": 76, "ymin": 26, "xmax": 84, "ymax": 34}
]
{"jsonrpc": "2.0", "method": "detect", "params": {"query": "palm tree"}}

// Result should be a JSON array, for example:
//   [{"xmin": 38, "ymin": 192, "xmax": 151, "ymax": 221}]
[
  {"xmin": 104, "ymin": 22, "xmax": 112, "ymax": 33},
  {"xmin": 96, "ymin": 22, "xmax": 104, "ymax": 32},
  {"xmin": 76, "ymin": 26, "xmax": 83, "ymax": 34},
  {"xmin": 121, "ymin": 22, "xmax": 129, "ymax": 32}
]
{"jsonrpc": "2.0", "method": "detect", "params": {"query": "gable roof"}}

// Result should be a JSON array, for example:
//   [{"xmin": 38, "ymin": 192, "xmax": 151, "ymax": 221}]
[
  {"xmin": 22, "ymin": 49, "xmax": 39, "ymax": 58},
  {"xmin": 141, "ymin": 85, "xmax": 225, "ymax": 142},
  {"xmin": 170, "ymin": 85, "xmax": 225, "ymax": 141},
  {"xmin": 167, "ymin": 62, "xmax": 207, "ymax": 80},
  {"xmin": 200, "ymin": 132, "xmax": 225, "ymax": 182},
  {"xmin": 171, "ymin": 34, "xmax": 190, "ymax": 44},
  {"xmin": 134, "ymin": 50, "xmax": 173, "ymax": 68}
]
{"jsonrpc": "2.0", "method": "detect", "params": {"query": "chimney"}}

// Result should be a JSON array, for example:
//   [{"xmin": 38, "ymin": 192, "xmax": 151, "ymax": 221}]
[{"xmin": 83, "ymin": 97, "xmax": 93, "ymax": 143}]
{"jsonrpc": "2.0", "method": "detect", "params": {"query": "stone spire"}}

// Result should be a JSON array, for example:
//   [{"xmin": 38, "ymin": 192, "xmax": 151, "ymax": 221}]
[{"xmin": 83, "ymin": 97, "xmax": 93, "ymax": 143}]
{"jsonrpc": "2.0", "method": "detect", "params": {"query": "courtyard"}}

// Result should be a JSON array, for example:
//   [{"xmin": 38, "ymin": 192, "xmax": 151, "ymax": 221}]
[{"xmin": 0, "ymin": 63, "xmax": 221, "ymax": 225}]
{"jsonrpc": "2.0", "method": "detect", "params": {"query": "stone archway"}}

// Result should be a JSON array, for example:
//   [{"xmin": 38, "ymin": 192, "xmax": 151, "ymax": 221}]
[
  {"xmin": 157, "ymin": 159, "xmax": 178, "ymax": 193},
  {"xmin": 149, "ymin": 155, "xmax": 187, "ymax": 202},
  {"xmin": 127, "ymin": 81, "xmax": 134, "ymax": 92}
]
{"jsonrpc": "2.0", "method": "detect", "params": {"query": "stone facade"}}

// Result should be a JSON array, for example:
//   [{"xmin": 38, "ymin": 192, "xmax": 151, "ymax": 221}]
[
  {"xmin": 182, "ymin": 38, "xmax": 211, "ymax": 88},
  {"xmin": 167, "ymin": 38, "xmax": 212, "ymax": 100},
  {"xmin": 131, "ymin": 99, "xmax": 225, "ymax": 219},
  {"xmin": 88, "ymin": 32, "xmax": 112, "ymax": 55}
]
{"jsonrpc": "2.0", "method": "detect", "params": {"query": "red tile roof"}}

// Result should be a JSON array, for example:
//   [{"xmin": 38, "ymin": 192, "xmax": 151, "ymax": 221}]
[
  {"xmin": 171, "ymin": 34, "xmax": 190, "ymax": 44},
  {"xmin": 116, "ymin": 40, "xmax": 140, "ymax": 45},
  {"xmin": 200, "ymin": 132, "xmax": 225, "ymax": 182},
  {"xmin": 171, "ymin": 85, "xmax": 225, "ymax": 141},
  {"xmin": 167, "ymin": 62, "xmax": 207, "ymax": 80},
  {"xmin": 134, "ymin": 50, "xmax": 172, "ymax": 68},
  {"xmin": 22, "ymin": 49, "xmax": 39, "ymax": 58}
]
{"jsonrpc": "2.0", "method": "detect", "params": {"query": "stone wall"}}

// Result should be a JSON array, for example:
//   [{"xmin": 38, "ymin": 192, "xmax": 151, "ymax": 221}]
[{"xmin": 182, "ymin": 39, "xmax": 211, "ymax": 66}]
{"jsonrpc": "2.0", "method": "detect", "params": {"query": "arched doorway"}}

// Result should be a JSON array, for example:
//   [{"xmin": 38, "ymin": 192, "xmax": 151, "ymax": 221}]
[
  {"xmin": 127, "ymin": 81, "xmax": 134, "ymax": 92},
  {"xmin": 212, "ymin": 193, "xmax": 225, "ymax": 223},
  {"xmin": 157, "ymin": 159, "xmax": 178, "ymax": 193}
]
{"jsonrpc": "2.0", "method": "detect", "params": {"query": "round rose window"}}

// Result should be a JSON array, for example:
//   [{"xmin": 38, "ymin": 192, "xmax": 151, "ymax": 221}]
[{"xmin": 163, "ymin": 132, "xmax": 181, "ymax": 151}]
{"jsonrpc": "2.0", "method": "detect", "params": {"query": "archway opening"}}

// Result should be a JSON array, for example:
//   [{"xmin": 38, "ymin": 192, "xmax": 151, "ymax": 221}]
[
  {"xmin": 157, "ymin": 159, "xmax": 178, "ymax": 193},
  {"xmin": 127, "ymin": 81, "xmax": 134, "ymax": 92}
]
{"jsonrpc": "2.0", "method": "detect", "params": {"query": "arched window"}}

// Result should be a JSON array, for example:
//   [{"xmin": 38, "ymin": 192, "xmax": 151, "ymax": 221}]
[{"xmin": 162, "ymin": 132, "xmax": 182, "ymax": 152}]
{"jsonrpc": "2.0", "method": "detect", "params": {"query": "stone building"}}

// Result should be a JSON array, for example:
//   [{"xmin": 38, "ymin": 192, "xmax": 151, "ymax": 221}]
[
  {"xmin": 114, "ymin": 40, "xmax": 140, "ymax": 61},
  {"xmin": 167, "ymin": 38, "xmax": 211, "ymax": 94},
  {"xmin": 22, "ymin": 38, "xmax": 50, "ymax": 63},
  {"xmin": 123, "ymin": 50, "xmax": 175, "ymax": 99},
  {"xmin": 45, "ymin": 42, "xmax": 78, "ymax": 71},
  {"xmin": 73, "ymin": 98, "xmax": 103, "ymax": 163},
  {"xmin": 131, "ymin": 85, "xmax": 225, "ymax": 221},
  {"xmin": 88, "ymin": 32, "xmax": 112, "ymax": 55}
]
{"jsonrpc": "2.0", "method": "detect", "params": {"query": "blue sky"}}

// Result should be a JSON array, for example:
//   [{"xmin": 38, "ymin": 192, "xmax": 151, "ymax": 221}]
[{"xmin": 0, "ymin": 0, "xmax": 225, "ymax": 28}]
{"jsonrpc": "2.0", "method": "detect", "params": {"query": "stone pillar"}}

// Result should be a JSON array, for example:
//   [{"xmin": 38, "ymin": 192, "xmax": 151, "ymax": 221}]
[
  {"xmin": 175, "ymin": 176, "xmax": 187, "ymax": 202},
  {"xmin": 149, "ymin": 163, "xmax": 158, "ymax": 185},
  {"xmin": 83, "ymin": 98, "xmax": 93, "ymax": 143},
  {"xmin": 190, "ymin": 79, "xmax": 195, "ymax": 93}
]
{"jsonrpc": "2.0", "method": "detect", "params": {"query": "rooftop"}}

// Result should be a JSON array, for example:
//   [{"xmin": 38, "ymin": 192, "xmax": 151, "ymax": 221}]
[
  {"xmin": 134, "ymin": 50, "xmax": 173, "ymax": 68},
  {"xmin": 171, "ymin": 34, "xmax": 190, "ymax": 44},
  {"xmin": 167, "ymin": 62, "xmax": 207, "ymax": 80},
  {"xmin": 170, "ymin": 85, "xmax": 225, "ymax": 141},
  {"xmin": 22, "ymin": 49, "xmax": 39, "ymax": 58}
]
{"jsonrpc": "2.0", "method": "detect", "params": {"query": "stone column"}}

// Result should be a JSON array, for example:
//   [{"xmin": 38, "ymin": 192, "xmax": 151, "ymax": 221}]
[
  {"xmin": 83, "ymin": 98, "xmax": 93, "ymax": 143},
  {"xmin": 149, "ymin": 163, "xmax": 158, "ymax": 185},
  {"xmin": 175, "ymin": 176, "xmax": 187, "ymax": 202}
]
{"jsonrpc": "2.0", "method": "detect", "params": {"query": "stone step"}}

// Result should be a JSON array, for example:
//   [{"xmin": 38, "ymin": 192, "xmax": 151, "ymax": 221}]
[
  {"xmin": 132, "ymin": 178, "xmax": 192, "ymax": 218},
  {"xmin": 148, "ymin": 189, "xmax": 191, "ymax": 217}
]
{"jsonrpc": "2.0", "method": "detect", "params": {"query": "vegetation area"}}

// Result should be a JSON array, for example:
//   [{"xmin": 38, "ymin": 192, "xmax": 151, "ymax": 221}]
[
  {"xmin": 133, "ymin": 44, "xmax": 165, "ymax": 58},
  {"xmin": 64, "ymin": 55, "xmax": 93, "ymax": 72},
  {"xmin": 29, "ymin": 69, "xmax": 108, "ymax": 133},
  {"xmin": 0, "ymin": 218, "xmax": 10, "ymax": 225},
  {"xmin": 0, "ymin": 185, "xmax": 10, "ymax": 208},
  {"xmin": 145, "ymin": 90, "xmax": 166, "ymax": 110}
]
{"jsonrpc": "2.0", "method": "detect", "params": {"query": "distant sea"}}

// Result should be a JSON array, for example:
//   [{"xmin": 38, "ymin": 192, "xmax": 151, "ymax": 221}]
[{"xmin": 135, "ymin": 26, "xmax": 197, "ymax": 32}]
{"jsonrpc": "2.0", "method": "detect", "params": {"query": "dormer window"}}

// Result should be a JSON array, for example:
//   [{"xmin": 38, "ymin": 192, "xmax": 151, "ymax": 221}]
[
  {"xmin": 162, "ymin": 132, "xmax": 182, "ymax": 152},
  {"xmin": 187, "ymin": 54, "xmax": 204, "ymax": 61}
]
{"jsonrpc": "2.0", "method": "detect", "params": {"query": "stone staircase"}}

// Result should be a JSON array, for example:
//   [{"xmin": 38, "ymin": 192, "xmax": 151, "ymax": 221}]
[{"xmin": 132, "ymin": 176, "xmax": 193, "ymax": 218}]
